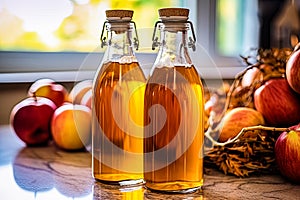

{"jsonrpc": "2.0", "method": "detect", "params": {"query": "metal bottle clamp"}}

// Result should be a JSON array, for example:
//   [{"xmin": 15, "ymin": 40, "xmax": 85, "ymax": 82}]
[
  {"xmin": 152, "ymin": 20, "xmax": 196, "ymax": 51},
  {"xmin": 100, "ymin": 21, "xmax": 139, "ymax": 50}
]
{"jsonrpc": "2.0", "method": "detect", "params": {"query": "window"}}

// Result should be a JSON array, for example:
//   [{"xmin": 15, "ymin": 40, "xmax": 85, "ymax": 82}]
[
  {"xmin": 192, "ymin": 0, "xmax": 259, "ymax": 78},
  {"xmin": 0, "ymin": 0, "xmax": 197, "ymax": 52},
  {"xmin": 0, "ymin": 0, "xmax": 196, "ymax": 80},
  {"xmin": 215, "ymin": 0, "xmax": 259, "ymax": 57},
  {"xmin": 0, "ymin": 0, "xmax": 259, "ymax": 81}
]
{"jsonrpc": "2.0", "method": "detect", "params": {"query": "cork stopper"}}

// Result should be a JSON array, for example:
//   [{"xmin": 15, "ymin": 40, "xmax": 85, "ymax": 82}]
[
  {"xmin": 158, "ymin": 8, "xmax": 189, "ymax": 21},
  {"xmin": 105, "ymin": 10, "xmax": 133, "ymax": 21}
]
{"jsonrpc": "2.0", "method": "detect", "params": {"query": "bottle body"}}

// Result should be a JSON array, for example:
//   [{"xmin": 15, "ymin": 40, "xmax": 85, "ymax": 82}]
[
  {"xmin": 92, "ymin": 10, "xmax": 145, "ymax": 185},
  {"xmin": 93, "ymin": 60, "xmax": 145, "ymax": 184},
  {"xmin": 143, "ymin": 8, "xmax": 204, "ymax": 192},
  {"xmin": 144, "ymin": 65, "xmax": 204, "ymax": 192}
]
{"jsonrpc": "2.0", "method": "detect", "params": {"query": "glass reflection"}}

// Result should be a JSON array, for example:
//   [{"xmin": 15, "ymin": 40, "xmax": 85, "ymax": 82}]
[
  {"xmin": 93, "ymin": 182, "xmax": 144, "ymax": 200},
  {"xmin": 144, "ymin": 188, "xmax": 203, "ymax": 200}
]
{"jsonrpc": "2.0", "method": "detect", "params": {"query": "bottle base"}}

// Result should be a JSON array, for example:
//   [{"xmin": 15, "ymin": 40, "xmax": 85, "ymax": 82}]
[
  {"xmin": 94, "ymin": 174, "xmax": 144, "ymax": 187},
  {"xmin": 145, "ymin": 181, "xmax": 203, "ymax": 194}
]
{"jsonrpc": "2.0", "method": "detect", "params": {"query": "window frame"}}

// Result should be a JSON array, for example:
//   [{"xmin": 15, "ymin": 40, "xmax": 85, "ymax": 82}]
[{"xmin": 0, "ymin": 0, "xmax": 249, "ymax": 83}]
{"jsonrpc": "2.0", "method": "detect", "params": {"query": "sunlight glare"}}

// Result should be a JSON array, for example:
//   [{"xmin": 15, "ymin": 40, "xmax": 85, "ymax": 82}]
[{"xmin": 3, "ymin": 0, "xmax": 73, "ymax": 33}]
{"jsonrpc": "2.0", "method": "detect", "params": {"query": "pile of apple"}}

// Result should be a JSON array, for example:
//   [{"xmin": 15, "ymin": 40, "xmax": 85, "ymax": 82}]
[
  {"xmin": 208, "ymin": 47, "xmax": 300, "ymax": 183},
  {"xmin": 275, "ymin": 48, "xmax": 300, "ymax": 183},
  {"xmin": 10, "ymin": 78, "xmax": 93, "ymax": 151}
]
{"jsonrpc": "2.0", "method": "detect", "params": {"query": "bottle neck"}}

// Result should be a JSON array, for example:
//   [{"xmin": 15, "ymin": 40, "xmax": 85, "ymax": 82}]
[
  {"xmin": 104, "ymin": 22, "xmax": 136, "ymax": 63},
  {"xmin": 154, "ymin": 22, "xmax": 192, "ymax": 68}
]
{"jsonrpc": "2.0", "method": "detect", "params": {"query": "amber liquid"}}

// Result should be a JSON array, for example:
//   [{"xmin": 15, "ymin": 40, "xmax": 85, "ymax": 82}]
[
  {"xmin": 92, "ymin": 61, "xmax": 146, "ymax": 184},
  {"xmin": 144, "ymin": 65, "xmax": 204, "ymax": 192}
]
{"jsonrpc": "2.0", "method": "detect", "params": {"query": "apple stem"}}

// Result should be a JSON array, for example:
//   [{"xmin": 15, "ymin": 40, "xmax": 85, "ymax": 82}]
[{"xmin": 33, "ymin": 92, "xmax": 37, "ymax": 102}]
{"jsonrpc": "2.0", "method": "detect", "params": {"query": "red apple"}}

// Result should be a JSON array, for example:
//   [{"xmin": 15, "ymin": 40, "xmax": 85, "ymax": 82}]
[
  {"xmin": 286, "ymin": 49, "xmax": 300, "ymax": 94},
  {"xmin": 51, "ymin": 103, "xmax": 91, "ymax": 151},
  {"xmin": 254, "ymin": 78, "xmax": 300, "ymax": 127},
  {"xmin": 10, "ymin": 97, "xmax": 57, "ymax": 146},
  {"xmin": 28, "ymin": 78, "xmax": 69, "ymax": 107},
  {"xmin": 275, "ymin": 126, "xmax": 300, "ymax": 183}
]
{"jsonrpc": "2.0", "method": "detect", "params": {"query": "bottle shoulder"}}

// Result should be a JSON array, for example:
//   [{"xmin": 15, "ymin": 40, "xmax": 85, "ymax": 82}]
[
  {"xmin": 95, "ymin": 61, "xmax": 146, "ymax": 83},
  {"xmin": 148, "ymin": 65, "xmax": 202, "ymax": 85}
]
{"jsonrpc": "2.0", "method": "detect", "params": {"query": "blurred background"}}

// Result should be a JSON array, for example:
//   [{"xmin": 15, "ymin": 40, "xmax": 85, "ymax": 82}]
[{"xmin": 1, "ymin": 0, "xmax": 299, "ymax": 54}]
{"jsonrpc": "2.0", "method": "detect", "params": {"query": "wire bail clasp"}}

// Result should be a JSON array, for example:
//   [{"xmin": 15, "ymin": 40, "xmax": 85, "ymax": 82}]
[
  {"xmin": 100, "ymin": 21, "xmax": 139, "ymax": 50},
  {"xmin": 100, "ymin": 21, "xmax": 108, "ymax": 48},
  {"xmin": 151, "ymin": 20, "xmax": 197, "ymax": 51},
  {"xmin": 151, "ymin": 21, "xmax": 162, "ymax": 50},
  {"xmin": 187, "ymin": 21, "xmax": 196, "ymax": 51},
  {"xmin": 132, "ymin": 21, "xmax": 139, "ymax": 50}
]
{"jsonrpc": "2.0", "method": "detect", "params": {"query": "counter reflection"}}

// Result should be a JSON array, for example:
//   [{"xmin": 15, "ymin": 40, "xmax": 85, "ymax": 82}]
[
  {"xmin": 1, "ymin": 140, "xmax": 204, "ymax": 200},
  {"xmin": 11, "ymin": 146, "xmax": 93, "ymax": 199}
]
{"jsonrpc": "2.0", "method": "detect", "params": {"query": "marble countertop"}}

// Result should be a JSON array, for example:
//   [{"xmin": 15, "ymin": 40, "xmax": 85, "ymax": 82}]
[{"xmin": 0, "ymin": 125, "xmax": 299, "ymax": 200}]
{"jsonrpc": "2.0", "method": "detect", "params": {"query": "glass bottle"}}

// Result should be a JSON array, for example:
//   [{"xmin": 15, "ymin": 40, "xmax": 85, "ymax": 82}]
[
  {"xmin": 92, "ymin": 10, "xmax": 146, "ymax": 186},
  {"xmin": 144, "ymin": 8, "xmax": 204, "ymax": 192}
]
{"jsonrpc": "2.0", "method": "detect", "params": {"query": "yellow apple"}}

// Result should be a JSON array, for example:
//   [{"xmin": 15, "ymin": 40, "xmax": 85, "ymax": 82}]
[
  {"xmin": 80, "ymin": 89, "xmax": 92, "ymax": 109},
  {"xmin": 69, "ymin": 80, "xmax": 92, "ymax": 105},
  {"xmin": 51, "ymin": 103, "xmax": 91, "ymax": 151},
  {"xmin": 28, "ymin": 78, "xmax": 69, "ymax": 107},
  {"xmin": 219, "ymin": 107, "xmax": 265, "ymax": 142}
]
